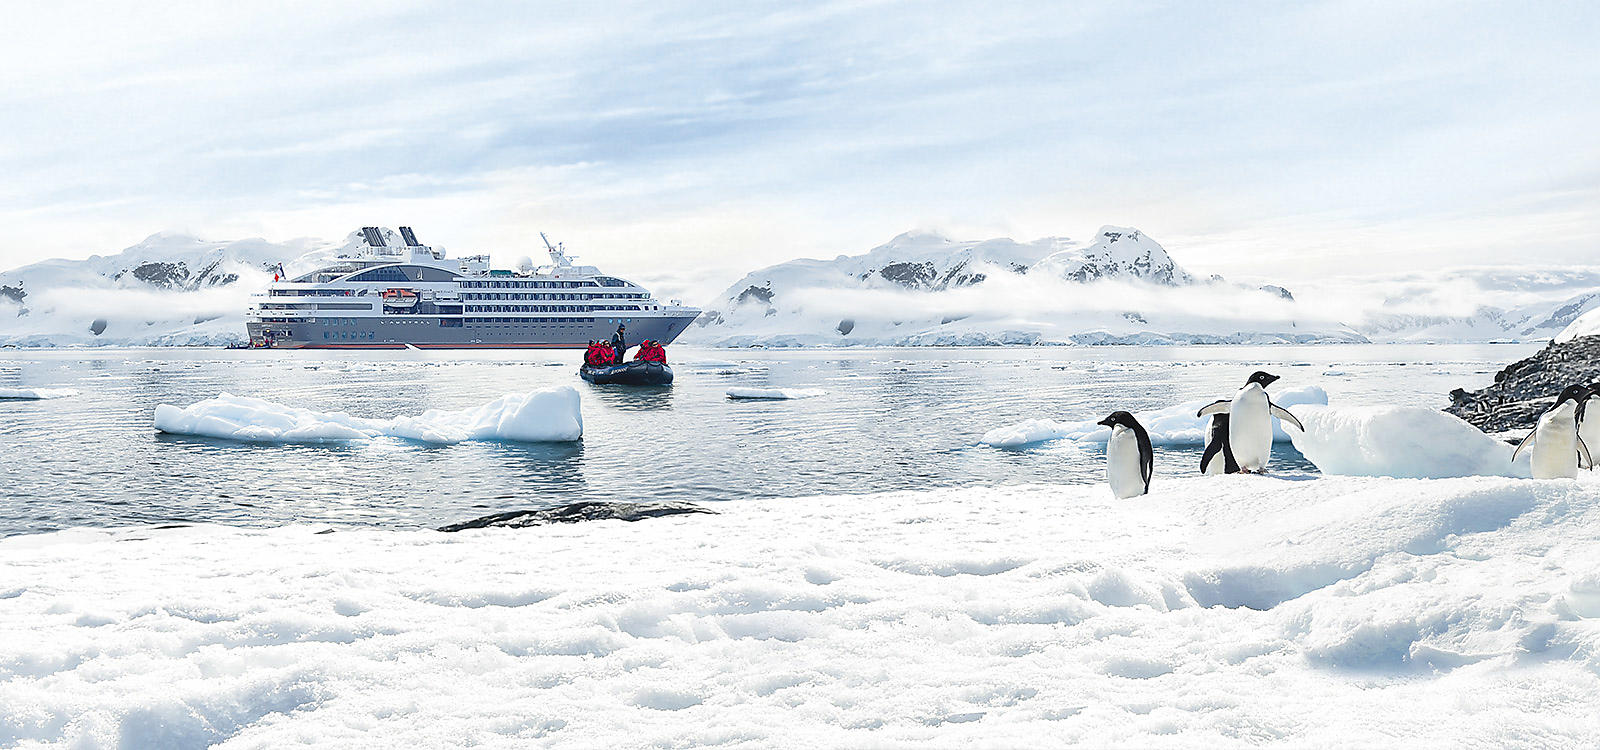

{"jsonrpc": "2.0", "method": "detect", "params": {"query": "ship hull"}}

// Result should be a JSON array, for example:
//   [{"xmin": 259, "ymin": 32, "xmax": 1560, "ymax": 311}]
[{"xmin": 247, "ymin": 313, "xmax": 697, "ymax": 350}]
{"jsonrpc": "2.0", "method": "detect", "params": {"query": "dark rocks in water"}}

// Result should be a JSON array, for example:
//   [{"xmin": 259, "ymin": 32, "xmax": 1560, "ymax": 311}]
[
  {"xmin": 439, "ymin": 501, "xmax": 714, "ymax": 532},
  {"xmin": 1445, "ymin": 336, "xmax": 1600, "ymax": 433}
]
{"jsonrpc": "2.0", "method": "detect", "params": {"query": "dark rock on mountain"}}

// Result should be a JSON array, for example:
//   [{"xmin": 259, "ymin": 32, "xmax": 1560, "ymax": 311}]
[
  {"xmin": 0, "ymin": 284, "xmax": 23, "ymax": 303},
  {"xmin": 438, "ymin": 500, "xmax": 715, "ymax": 531},
  {"xmin": 1446, "ymin": 337, "xmax": 1600, "ymax": 432},
  {"xmin": 1260, "ymin": 285, "xmax": 1294, "ymax": 301},
  {"xmin": 736, "ymin": 285, "xmax": 774, "ymax": 305}
]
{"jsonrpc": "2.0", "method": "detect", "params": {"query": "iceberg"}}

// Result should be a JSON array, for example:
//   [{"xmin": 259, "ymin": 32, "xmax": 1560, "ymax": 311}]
[
  {"xmin": 981, "ymin": 385, "xmax": 1327, "ymax": 448},
  {"xmin": 153, "ymin": 387, "xmax": 583, "ymax": 444}
]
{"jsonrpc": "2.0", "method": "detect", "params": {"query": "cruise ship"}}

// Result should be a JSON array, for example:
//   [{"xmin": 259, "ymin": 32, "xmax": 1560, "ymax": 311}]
[{"xmin": 246, "ymin": 227, "xmax": 700, "ymax": 349}]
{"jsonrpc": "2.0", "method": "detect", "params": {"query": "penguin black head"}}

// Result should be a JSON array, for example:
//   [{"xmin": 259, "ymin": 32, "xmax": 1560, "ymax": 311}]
[
  {"xmin": 1246, "ymin": 371, "xmax": 1280, "ymax": 388},
  {"xmin": 1555, "ymin": 384, "xmax": 1593, "ymax": 408},
  {"xmin": 1097, "ymin": 411, "xmax": 1139, "ymax": 429}
]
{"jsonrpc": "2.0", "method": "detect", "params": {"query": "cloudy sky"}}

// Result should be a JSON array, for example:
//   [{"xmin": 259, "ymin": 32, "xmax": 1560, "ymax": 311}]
[{"xmin": 2, "ymin": 0, "xmax": 1596, "ymax": 302}]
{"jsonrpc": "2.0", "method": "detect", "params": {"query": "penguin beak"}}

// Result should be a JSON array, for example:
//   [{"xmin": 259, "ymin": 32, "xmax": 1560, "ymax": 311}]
[
  {"xmin": 1096, "ymin": 417, "xmax": 1114, "ymax": 427},
  {"xmin": 1262, "ymin": 374, "xmax": 1280, "ymax": 386}
]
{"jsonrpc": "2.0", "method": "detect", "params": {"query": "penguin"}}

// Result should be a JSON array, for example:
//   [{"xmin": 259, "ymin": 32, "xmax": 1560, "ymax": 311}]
[
  {"xmin": 1097, "ymin": 411, "xmax": 1153, "ymax": 499},
  {"xmin": 1195, "ymin": 371, "xmax": 1304, "ymax": 474},
  {"xmin": 1579, "ymin": 383, "xmax": 1600, "ymax": 469},
  {"xmin": 1512, "ymin": 384, "xmax": 1594, "ymax": 479},
  {"xmin": 1200, "ymin": 413, "xmax": 1240, "ymax": 475}
]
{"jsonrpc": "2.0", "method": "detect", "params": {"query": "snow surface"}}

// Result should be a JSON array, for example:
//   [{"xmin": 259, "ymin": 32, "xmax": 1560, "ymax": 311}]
[
  {"xmin": 726, "ymin": 387, "xmax": 826, "ymax": 400},
  {"xmin": 1556, "ymin": 306, "xmax": 1600, "ymax": 343},
  {"xmin": 3, "ymin": 476, "xmax": 1600, "ymax": 746},
  {"xmin": 1289, "ymin": 405, "xmax": 1529, "ymax": 479},
  {"xmin": 153, "ymin": 388, "xmax": 583, "ymax": 444},
  {"xmin": 981, "ymin": 385, "xmax": 1327, "ymax": 448},
  {"xmin": 0, "ymin": 387, "xmax": 79, "ymax": 400}
]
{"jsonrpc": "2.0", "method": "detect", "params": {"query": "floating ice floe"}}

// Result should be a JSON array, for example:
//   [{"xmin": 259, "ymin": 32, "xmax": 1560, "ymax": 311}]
[
  {"xmin": 981, "ymin": 385, "xmax": 1327, "ymax": 448},
  {"xmin": 153, "ymin": 387, "xmax": 583, "ymax": 444},
  {"xmin": 1288, "ymin": 404, "xmax": 1528, "ymax": 479},
  {"xmin": 726, "ymin": 387, "xmax": 826, "ymax": 400},
  {"xmin": 0, "ymin": 387, "xmax": 79, "ymax": 400}
]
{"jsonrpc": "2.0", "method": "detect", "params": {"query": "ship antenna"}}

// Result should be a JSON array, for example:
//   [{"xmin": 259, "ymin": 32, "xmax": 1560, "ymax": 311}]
[{"xmin": 539, "ymin": 232, "xmax": 572, "ymax": 267}]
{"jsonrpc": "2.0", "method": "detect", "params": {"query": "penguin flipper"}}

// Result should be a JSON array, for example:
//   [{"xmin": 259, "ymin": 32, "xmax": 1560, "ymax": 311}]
[
  {"xmin": 1196, "ymin": 400, "xmax": 1231, "ymax": 418},
  {"xmin": 1510, "ymin": 429, "xmax": 1536, "ymax": 464},
  {"xmin": 1269, "ymin": 403, "xmax": 1305, "ymax": 432},
  {"xmin": 1579, "ymin": 436, "xmax": 1594, "ymax": 470}
]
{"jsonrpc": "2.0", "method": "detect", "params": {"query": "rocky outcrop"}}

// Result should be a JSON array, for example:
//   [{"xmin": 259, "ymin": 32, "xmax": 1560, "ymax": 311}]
[
  {"xmin": 438, "ymin": 501, "xmax": 714, "ymax": 531},
  {"xmin": 1446, "ymin": 337, "xmax": 1600, "ymax": 433}
]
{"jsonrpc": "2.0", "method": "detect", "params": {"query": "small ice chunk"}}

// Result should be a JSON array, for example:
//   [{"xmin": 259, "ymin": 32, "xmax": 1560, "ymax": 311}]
[
  {"xmin": 1288, "ymin": 404, "xmax": 1525, "ymax": 479},
  {"xmin": 154, "ymin": 387, "xmax": 582, "ymax": 444},
  {"xmin": 0, "ymin": 387, "xmax": 79, "ymax": 400},
  {"xmin": 726, "ymin": 387, "xmax": 825, "ymax": 400}
]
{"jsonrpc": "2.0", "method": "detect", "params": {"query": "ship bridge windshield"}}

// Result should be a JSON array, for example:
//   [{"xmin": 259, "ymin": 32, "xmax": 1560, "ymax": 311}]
[
  {"xmin": 343, "ymin": 265, "xmax": 461, "ymax": 283},
  {"xmin": 595, "ymin": 277, "xmax": 634, "ymax": 288}
]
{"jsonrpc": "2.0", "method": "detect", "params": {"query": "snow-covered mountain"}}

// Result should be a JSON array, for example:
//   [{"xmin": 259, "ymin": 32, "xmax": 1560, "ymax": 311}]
[
  {"xmin": 691, "ymin": 227, "xmax": 1600, "ymax": 347},
  {"xmin": 0, "ymin": 232, "xmax": 349, "ymax": 346},
  {"xmin": 692, "ymin": 226, "xmax": 1364, "ymax": 346}
]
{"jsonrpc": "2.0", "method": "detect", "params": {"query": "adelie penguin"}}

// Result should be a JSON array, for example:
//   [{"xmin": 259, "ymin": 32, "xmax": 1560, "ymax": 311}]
[
  {"xmin": 1578, "ymin": 383, "xmax": 1600, "ymax": 469},
  {"xmin": 1196, "ymin": 371, "xmax": 1304, "ymax": 474},
  {"xmin": 1200, "ymin": 413, "xmax": 1240, "ymax": 475},
  {"xmin": 1512, "ymin": 384, "xmax": 1594, "ymax": 479},
  {"xmin": 1097, "ymin": 411, "xmax": 1153, "ymax": 499}
]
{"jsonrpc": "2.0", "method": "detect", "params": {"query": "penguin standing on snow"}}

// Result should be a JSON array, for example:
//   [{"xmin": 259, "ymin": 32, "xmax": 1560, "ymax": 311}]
[
  {"xmin": 1200, "ymin": 413, "xmax": 1240, "ymax": 475},
  {"xmin": 1195, "ymin": 371, "xmax": 1304, "ymax": 474},
  {"xmin": 1097, "ymin": 411, "xmax": 1153, "ymax": 499},
  {"xmin": 1512, "ymin": 384, "xmax": 1594, "ymax": 479},
  {"xmin": 1578, "ymin": 383, "xmax": 1600, "ymax": 469}
]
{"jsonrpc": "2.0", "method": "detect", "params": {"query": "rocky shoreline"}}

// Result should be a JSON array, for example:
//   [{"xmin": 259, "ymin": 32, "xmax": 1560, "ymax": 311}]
[{"xmin": 1446, "ymin": 337, "xmax": 1600, "ymax": 433}]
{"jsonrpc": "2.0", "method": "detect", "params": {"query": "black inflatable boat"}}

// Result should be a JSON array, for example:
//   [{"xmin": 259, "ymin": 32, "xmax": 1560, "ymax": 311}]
[{"xmin": 579, "ymin": 360, "xmax": 674, "ymax": 386}]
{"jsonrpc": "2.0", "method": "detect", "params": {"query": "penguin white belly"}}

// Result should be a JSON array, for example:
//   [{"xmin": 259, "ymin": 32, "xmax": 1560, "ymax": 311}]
[
  {"xmin": 1106, "ymin": 425, "xmax": 1147, "ymax": 499},
  {"xmin": 1228, "ymin": 385, "xmax": 1274, "ymax": 472},
  {"xmin": 1531, "ymin": 410, "xmax": 1581, "ymax": 479}
]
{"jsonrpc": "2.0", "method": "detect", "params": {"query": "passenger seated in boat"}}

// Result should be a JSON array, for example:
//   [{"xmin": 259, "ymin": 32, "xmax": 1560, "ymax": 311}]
[{"xmin": 633, "ymin": 340, "xmax": 667, "ymax": 364}]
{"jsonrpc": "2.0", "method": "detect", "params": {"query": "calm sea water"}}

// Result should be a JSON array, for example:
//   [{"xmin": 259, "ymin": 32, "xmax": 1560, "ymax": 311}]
[{"xmin": 0, "ymin": 344, "xmax": 1533, "ymax": 536}]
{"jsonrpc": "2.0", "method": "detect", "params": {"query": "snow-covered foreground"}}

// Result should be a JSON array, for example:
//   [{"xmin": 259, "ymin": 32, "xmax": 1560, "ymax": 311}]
[
  {"xmin": 4, "ymin": 476, "xmax": 1600, "ymax": 747},
  {"xmin": 153, "ymin": 387, "xmax": 583, "ymax": 444}
]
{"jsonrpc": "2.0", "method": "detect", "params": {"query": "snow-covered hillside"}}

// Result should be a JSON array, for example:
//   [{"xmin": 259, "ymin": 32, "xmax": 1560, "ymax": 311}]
[
  {"xmin": 691, "ymin": 228, "xmax": 1600, "ymax": 347},
  {"xmin": 0, "ymin": 230, "xmax": 418, "ymax": 347},
  {"xmin": 694, "ymin": 227, "xmax": 1364, "ymax": 347},
  {"xmin": 0, "ymin": 233, "xmax": 324, "ymax": 346}
]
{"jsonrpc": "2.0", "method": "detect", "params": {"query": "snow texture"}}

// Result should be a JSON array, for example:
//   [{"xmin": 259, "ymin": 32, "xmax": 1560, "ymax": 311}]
[
  {"xmin": 981, "ymin": 385, "xmax": 1327, "ymax": 448},
  {"xmin": 1289, "ymin": 405, "xmax": 1529, "ymax": 479},
  {"xmin": 3, "ymin": 476, "xmax": 1599, "ymax": 746},
  {"xmin": 153, "ymin": 387, "xmax": 583, "ymax": 444},
  {"xmin": 726, "ymin": 387, "xmax": 826, "ymax": 400},
  {"xmin": 1556, "ymin": 306, "xmax": 1600, "ymax": 343},
  {"xmin": 0, "ymin": 387, "xmax": 79, "ymax": 400}
]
